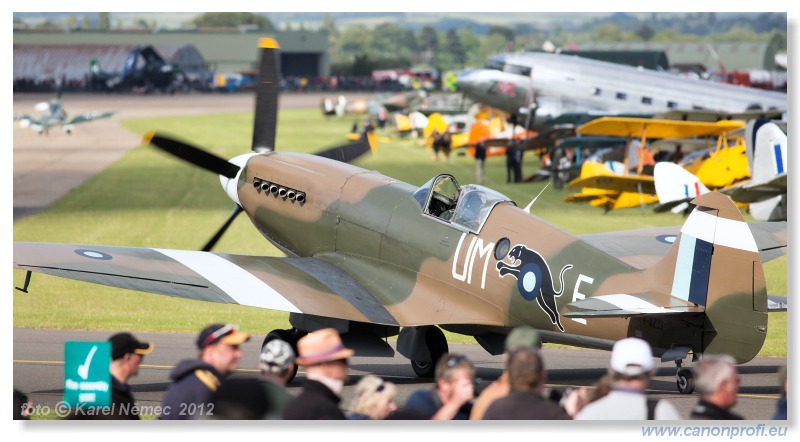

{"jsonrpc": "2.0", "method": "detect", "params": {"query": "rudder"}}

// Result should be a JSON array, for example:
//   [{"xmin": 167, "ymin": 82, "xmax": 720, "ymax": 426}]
[{"xmin": 668, "ymin": 192, "xmax": 767, "ymax": 363}]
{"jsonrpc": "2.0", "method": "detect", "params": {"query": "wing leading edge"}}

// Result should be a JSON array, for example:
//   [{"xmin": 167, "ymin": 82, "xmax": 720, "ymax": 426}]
[{"xmin": 13, "ymin": 242, "xmax": 399, "ymax": 326}]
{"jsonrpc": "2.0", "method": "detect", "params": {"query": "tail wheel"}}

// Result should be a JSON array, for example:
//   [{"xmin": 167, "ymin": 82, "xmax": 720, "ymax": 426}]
[
  {"xmin": 263, "ymin": 328, "xmax": 303, "ymax": 383},
  {"xmin": 410, "ymin": 326, "xmax": 448, "ymax": 378},
  {"xmin": 676, "ymin": 368, "xmax": 695, "ymax": 394}
]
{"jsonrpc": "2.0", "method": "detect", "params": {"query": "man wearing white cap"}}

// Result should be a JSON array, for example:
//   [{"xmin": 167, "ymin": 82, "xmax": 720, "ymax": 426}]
[
  {"xmin": 282, "ymin": 328, "xmax": 354, "ymax": 419},
  {"xmin": 576, "ymin": 337, "xmax": 682, "ymax": 420}
]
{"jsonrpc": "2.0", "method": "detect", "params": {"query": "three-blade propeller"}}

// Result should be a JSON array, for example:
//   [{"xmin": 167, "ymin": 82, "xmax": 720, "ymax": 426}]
[
  {"xmin": 143, "ymin": 132, "xmax": 241, "ymax": 178},
  {"xmin": 144, "ymin": 39, "xmax": 374, "ymax": 252}
]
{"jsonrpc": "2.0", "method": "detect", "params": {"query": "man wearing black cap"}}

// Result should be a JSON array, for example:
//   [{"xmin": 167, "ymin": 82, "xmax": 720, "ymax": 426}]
[
  {"xmin": 160, "ymin": 323, "xmax": 250, "ymax": 420},
  {"xmin": 108, "ymin": 332, "xmax": 153, "ymax": 420}
]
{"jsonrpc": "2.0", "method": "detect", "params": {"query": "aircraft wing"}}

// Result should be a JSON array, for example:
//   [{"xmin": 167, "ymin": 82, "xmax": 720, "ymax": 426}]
[
  {"xmin": 724, "ymin": 174, "xmax": 787, "ymax": 203},
  {"xmin": 14, "ymin": 242, "xmax": 508, "ymax": 328},
  {"xmin": 568, "ymin": 174, "xmax": 656, "ymax": 195},
  {"xmin": 66, "ymin": 111, "xmax": 116, "ymax": 125},
  {"xmin": 580, "ymin": 222, "xmax": 787, "ymax": 268},
  {"xmin": 576, "ymin": 117, "xmax": 745, "ymax": 138},
  {"xmin": 655, "ymin": 109, "xmax": 785, "ymax": 123},
  {"xmin": 13, "ymin": 242, "xmax": 403, "ymax": 325},
  {"xmin": 14, "ymin": 114, "xmax": 41, "ymax": 127}
]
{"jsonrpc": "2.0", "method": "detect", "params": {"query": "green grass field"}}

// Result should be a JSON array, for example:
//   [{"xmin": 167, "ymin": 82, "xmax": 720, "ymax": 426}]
[{"xmin": 12, "ymin": 107, "xmax": 787, "ymax": 356}]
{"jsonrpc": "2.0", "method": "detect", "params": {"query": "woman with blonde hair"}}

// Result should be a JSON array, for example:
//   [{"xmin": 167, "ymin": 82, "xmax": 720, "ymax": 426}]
[{"xmin": 348, "ymin": 375, "xmax": 398, "ymax": 420}]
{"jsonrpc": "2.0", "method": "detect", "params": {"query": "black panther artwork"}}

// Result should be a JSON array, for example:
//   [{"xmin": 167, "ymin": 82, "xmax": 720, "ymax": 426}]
[{"xmin": 496, "ymin": 244, "xmax": 573, "ymax": 332}]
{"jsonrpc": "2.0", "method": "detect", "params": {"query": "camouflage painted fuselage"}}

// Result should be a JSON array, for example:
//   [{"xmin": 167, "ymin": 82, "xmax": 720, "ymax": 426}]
[{"xmin": 236, "ymin": 152, "xmax": 768, "ymax": 363}]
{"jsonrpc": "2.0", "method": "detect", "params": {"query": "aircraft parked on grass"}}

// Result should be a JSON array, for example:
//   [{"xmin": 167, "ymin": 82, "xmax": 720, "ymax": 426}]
[
  {"xmin": 565, "ymin": 117, "xmax": 746, "ymax": 211},
  {"xmin": 655, "ymin": 120, "xmax": 787, "ymax": 221},
  {"xmin": 14, "ymin": 39, "xmax": 788, "ymax": 394}
]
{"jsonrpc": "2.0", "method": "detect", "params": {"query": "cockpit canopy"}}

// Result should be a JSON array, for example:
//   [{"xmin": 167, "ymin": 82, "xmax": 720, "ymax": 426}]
[
  {"xmin": 413, "ymin": 174, "xmax": 514, "ymax": 232},
  {"xmin": 486, "ymin": 54, "xmax": 531, "ymax": 76}
]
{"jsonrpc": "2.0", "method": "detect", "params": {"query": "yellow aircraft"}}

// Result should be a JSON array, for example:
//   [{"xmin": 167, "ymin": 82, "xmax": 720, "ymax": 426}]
[{"xmin": 565, "ymin": 117, "xmax": 745, "ymax": 211}]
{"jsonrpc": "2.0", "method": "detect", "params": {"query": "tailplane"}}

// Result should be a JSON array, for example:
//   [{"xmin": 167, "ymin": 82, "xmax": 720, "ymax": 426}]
[{"xmin": 566, "ymin": 192, "xmax": 771, "ymax": 363}]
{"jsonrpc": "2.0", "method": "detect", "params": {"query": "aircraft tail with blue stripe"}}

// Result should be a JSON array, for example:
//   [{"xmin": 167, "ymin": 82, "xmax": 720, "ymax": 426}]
[
  {"xmin": 657, "ymin": 191, "xmax": 769, "ymax": 363},
  {"xmin": 566, "ymin": 191, "xmax": 778, "ymax": 363}
]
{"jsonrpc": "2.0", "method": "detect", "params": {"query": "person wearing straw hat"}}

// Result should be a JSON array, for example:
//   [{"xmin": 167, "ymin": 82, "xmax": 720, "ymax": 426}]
[{"xmin": 282, "ymin": 328, "xmax": 354, "ymax": 420}]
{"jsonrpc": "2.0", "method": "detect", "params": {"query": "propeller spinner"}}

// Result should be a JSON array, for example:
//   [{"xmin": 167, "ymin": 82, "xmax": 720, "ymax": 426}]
[{"xmin": 144, "ymin": 38, "xmax": 374, "ymax": 252}]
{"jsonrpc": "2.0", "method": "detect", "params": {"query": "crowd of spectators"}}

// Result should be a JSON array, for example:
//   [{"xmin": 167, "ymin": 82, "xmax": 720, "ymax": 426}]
[{"xmin": 14, "ymin": 325, "xmax": 787, "ymax": 421}]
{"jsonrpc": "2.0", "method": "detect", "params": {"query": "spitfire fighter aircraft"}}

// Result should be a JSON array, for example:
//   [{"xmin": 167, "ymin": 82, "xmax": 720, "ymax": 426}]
[
  {"xmin": 14, "ymin": 39, "xmax": 788, "ymax": 394},
  {"xmin": 14, "ymin": 87, "xmax": 115, "ymax": 135}
]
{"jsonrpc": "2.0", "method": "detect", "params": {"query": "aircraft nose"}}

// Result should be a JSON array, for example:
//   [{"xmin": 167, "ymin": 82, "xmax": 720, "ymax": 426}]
[
  {"xmin": 456, "ymin": 69, "xmax": 478, "ymax": 94},
  {"xmin": 220, "ymin": 153, "xmax": 259, "ymax": 206}
]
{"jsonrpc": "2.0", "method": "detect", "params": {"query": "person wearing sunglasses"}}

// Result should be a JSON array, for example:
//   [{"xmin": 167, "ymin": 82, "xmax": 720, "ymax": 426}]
[
  {"xmin": 403, "ymin": 353, "xmax": 475, "ymax": 420},
  {"xmin": 348, "ymin": 375, "xmax": 398, "ymax": 420},
  {"xmin": 160, "ymin": 323, "xmax": 250, "ymax": 420}
]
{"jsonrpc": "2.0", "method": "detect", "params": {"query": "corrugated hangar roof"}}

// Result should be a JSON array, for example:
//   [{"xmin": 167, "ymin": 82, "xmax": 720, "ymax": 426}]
[{"xmin": 14, "ymin": 30, "xmax": 329, "ymax": 74}]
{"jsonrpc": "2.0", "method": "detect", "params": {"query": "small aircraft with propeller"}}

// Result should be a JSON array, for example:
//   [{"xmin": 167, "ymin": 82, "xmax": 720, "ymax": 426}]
[
  {"xmin": 14, "ymin": 39, "xmax": 787, "ymax": 393},
  {"xmin": 14, "ymin": 80, "xmax": 115, "ymax": 135}
]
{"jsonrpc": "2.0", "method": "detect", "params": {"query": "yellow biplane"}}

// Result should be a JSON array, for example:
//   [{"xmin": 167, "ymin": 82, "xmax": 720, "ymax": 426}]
[{"xmin": 565, "ymin": 117, "xmax": 745, "ymax": 211}]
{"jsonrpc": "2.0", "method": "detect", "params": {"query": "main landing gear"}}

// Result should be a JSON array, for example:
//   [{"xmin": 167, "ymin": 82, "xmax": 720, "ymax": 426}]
[{"xmin": 409, "ymin": 326, "xmax": 449, "ymax": 377}]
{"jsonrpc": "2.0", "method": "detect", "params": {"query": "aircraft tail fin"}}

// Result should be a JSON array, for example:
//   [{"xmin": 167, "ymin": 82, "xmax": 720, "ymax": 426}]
[
  {"xmin": 747, "ymin": 120, "xmax": 787, "ymax": 185},
  {"xmin": 730, "ymin": 120, "xmax": 787, "ymax": 220},
  {"xmin": 658, "ymin": 192, "xmax": 768, "ymax": 363},
  {"xmin": 653, "ymin": 162, "xmax": 709, "ymax": 213}
]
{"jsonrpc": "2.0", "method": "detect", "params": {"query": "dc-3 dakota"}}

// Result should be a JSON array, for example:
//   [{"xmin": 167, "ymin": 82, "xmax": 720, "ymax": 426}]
[{"xmin": 14, "ymin": 39, "xmax": 787, "ymax": 394}]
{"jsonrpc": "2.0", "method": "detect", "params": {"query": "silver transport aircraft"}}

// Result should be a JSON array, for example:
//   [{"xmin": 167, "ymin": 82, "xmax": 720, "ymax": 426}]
[{"xmin": 457, "ymin": 51, "xmax": 787, "ymax": 130}]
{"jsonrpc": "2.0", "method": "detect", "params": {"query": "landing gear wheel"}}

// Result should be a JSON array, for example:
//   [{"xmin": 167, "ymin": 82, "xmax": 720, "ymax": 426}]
[
  {"xmin": 263, "ymin": 328, "xmax": 302, "ymax": 383},
  {"xmin": 677, "ymin": 368, "xmax": 695, "ymax": 394},
  {"xmin": 410, "ymin": 326, "xmax": 448, "ymax": 378}
]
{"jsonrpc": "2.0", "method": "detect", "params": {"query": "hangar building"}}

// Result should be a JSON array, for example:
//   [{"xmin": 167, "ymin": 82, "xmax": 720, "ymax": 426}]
[{"xmin": 13, "ymin": 29, "xmax": 329, "ymax": 83}]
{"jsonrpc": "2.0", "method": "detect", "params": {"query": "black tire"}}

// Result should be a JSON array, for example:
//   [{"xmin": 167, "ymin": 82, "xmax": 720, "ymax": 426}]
[
  {"xmin": 410, "ymin": 326, "xmax": 448, "ymax": 378},
  {"xmin": 677, "ymin": 368, "xmax": 695, "ymax": 394},
  {"xmin": 263, "ymin": 328, "xmax": 301, "ymax": 383}
]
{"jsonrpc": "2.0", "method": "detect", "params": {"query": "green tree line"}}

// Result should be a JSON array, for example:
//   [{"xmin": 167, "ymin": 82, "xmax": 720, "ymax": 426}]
[{"xmin": 24, "ymin": 12, "xmax": 785, "ymax": 76}]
